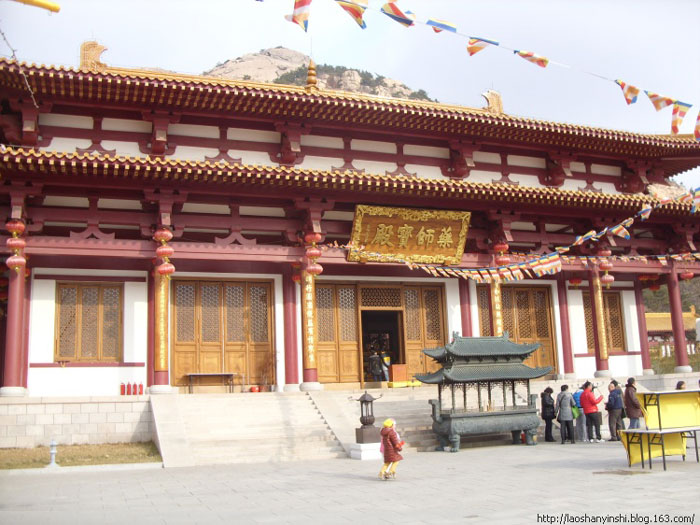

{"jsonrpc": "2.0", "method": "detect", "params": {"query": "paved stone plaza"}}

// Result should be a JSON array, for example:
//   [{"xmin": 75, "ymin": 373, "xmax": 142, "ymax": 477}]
[{"xmin": 0, "ymin": 440, "xmax": 698, "ymax": 524}]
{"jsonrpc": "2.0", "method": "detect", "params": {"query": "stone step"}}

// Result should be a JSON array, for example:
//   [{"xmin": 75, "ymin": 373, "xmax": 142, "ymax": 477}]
[
  {"xmin": 187, "ymin": 429, "xmax": 334, "ymax": 443},
  {"xmin": 193, "ymin": 449, "xmax": 348, "ymax": 465}
]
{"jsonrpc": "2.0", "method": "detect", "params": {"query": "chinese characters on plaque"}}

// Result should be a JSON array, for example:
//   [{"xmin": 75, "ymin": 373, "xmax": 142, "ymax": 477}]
[{"xmin": 347, "ymin": 205, "xmax": 471, "ymax": 265}]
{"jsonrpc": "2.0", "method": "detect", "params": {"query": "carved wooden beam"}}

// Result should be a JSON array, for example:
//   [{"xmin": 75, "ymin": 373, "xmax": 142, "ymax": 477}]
[
  {"xmin": 541, "ymin": 152, "xmax": 575, "ymax": 187},
  {"xmin": 616, "ymin": 161, "xmax": 650, "ymax": 193},
  {"xmin": 271, "ymin": 121, "xmax": 309, "ymax": 166},
  {"xmin": 69, "ymin": 196, "xmax": 115, "ymax": 240},
  {"xmin": 76, "ymin": 117, "xmax": 116, "ymax": 156}
]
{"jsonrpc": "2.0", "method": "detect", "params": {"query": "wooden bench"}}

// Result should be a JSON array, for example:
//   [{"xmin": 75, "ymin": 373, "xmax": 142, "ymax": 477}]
[
  {"xmin": 186, "ymin": 372, "xmax": 238, "ymax": 393},
  {"xmin": 619, "ymin": 389, "xmax": 700, "ymax": 471}
]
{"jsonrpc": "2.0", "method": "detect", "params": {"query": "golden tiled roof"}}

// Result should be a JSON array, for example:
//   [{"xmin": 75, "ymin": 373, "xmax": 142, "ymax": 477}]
[
  {"xmin": 1, "ymin": 58, "xmax": 700, "ymax": 164},
  {"xmin": 1, "ymin": 147, "xmax": 696, "ymax": 215},
  {"xmin": 646, "ymin": 306, "xmax": 697, "ymax": 333}
]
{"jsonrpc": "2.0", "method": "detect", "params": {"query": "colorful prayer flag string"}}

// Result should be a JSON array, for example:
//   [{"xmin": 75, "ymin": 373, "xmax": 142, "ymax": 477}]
[
  {"xmin": 466, "ymin": 37, "xmax": 499, "ymax": 56},
  {"xmin": 334, "ymin": 0, "xmax": 368, "ymax": 29},
  {"xmin": 645, "ymin": 91, "xmax": 674, "ymax": 111},
  {"xmin": 380, "ymin": 2, "xmax": 415, "ymax": 27},
  {"xmin": 514, "ymin": 50, "xmax": 549, "ymax": 68},
  {"xmin": 426, "ymin": 18, "xmax": 457, "ymax": 33},
  {"xmin": 615, "ymin": 79, "xmax": 640, "ymax": 105},
  {"xmin": 672, "ymin": 101, "xmax": 692, "ymax": 134},
  {"xmin": 285, "ymin": 0, "xmax": 312, "ymax": 32}
]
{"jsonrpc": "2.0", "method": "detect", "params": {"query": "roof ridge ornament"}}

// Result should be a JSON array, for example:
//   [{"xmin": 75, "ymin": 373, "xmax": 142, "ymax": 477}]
[
  {"xmin": 482, "ymin": 90, "xmax": 503, "ymax": 115},
  {"xmin": 80, "ymin": 41, "xmax": 107, "ymax": 72},
  {"xmin": 305, "ymin": 59, "xmax": 318, "ymax": 93}
]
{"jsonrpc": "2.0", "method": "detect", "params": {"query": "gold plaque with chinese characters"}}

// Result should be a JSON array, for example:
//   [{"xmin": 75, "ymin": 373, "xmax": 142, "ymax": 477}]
[{"xmin": 347, "ymin": 205, "xmax": 471, "ymax": 265}]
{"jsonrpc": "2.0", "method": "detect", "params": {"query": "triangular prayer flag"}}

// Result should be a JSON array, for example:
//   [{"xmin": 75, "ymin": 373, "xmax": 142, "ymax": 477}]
[
  {"xmin": 621, "ymin": 217, "xmax": 634, "ymax": 228},
  {"xmin": 658, "ymin": 256, "xmax": 668, "ymax": 266},
  {"xmin": 334, "ymin": 0, "xmax": 368, "ymax": 29},
  {"xmin": 285, "ymin": 0, "xmax": 312, "ymax": 32},
  {"xmin": 380, "ymin": 2, "xmax": 415, "ymax": 27},
  {"xmin": 671, "ymin": 101, "xmax": 692, "ymax": 134},
  {"xmin": 692, "ymin": 188, "xmax": 700, "ymax": 214},
  {"xmin": 645, "ymin": 91, "xmax": 674, "ymax": 111},
  {"xmin": 426, "ymin": 18, "xmax": 457, "ymax": 33},
  {"xmin": 514, "ymin": 50, "xmax": 549, "ymax": 68},
  {"xmin": 695, "ymin": 112, "xmax": 700, "ymax": 141},
  {"xmin": 638, "ymin": 205, "xmax": 653, "ymax": 221},
  {"xmin": 467, "ymin": 37, "xmax": 499, "ymax": 56},
  {"xmin": 608, "ymin": 223, "xmax": 630, "ymax": 240},
  {"xmin": 615, "ymin": 79, "xmax": 640, "ymax": 105}
]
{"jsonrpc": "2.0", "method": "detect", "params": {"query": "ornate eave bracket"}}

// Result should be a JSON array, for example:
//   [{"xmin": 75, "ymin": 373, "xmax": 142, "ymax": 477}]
[
  {"xmin": 331, "ymin": 137, "xmax": 364, "ymax": 173},
  {"xmin": 541, "ymin": 153, "xmax": 575, "ymax": 187},
  {"xmin": 670, "ymin": 224, "xmax": 698, "ymax": 253},
  {"xmin": 295, "ymin": 197, "xmax": 334, "ymax": 242},
  {"xmin": 69, "ymin": 197, "xmax": 115, "ymax": 240},
  {"xmin": 616, "ymin": 161, "xmax": 650, "ymax": 194},
  {"xmin": 271, "ymin": 121, "xmax": 309, "ymax": 166},
  {"xmin": 142, "ymin": 188, "xmax": 188, "ymax": 238},
  {"xmin": 139, "ymin": 111, "xmax": 180, "ymax": 157},
  {"xmin": 214, "ymin": 205, "xmax": 256, "ymax": 246},
  {"xmin": 440, "ymin": 141, "xmax": 479, "ymax": 180},
  {"xmin": 1, "ymin": 99, "xmax": 52, "ymax": 147}
]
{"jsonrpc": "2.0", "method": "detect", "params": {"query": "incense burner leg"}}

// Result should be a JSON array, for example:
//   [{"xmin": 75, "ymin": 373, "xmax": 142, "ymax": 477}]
[
  {"xmin": 449, "ymin": 433, "xmax": 460, "ymax": 452},
  {"xmin": 436, "ymin": 434, "xmax": 450, "ymax": 451},
  {"xmin": 525, "ymin": 429, "xmax": 537, "ymax": 446},
  {"xmin": 511, "ymin": 430, "xmax": 521, "ymax": 444}
]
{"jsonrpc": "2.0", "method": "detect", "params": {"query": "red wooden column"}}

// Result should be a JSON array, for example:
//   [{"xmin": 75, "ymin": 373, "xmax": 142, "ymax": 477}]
[
  {"xmin": 458, "ymin": 279, "xmax": 473, "ymax": 337},
  {"xmin": 0, "ymin": 261, "xmax": 26, "ymax": 395},
  {"xmin": 556, "ymin": 276, "xmax": 575, "ymax": 377},
  {"xmin": 588, "ymin": 270, "xmax": 611, "ymax": 377},
  {"xmin": 146, "ymin": 270, "xmax": 155, "ymax": 387},
  {"xmin": 282, "ymin": 267, "xmax": 300, "ymax": 391},
  {"xmin": 667, "ymin": 266, "xmax": 692, "ymax": 372},
  {"xmin": 633, "ymin": 280, "xmax": 654, "ymax": 375},
  {"xmin": 1, "ymin": 219, "xmax": 27, "ymax": 396}
]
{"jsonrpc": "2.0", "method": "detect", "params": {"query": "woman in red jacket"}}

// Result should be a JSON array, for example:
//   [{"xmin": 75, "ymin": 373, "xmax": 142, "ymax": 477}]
[
  {"xmin": 378, "ymin": 418, "xmax": 404, "ymax": 480},
  {"xmin": 580, "ymin": 381, "xmax": 604, "ymax": 442}
]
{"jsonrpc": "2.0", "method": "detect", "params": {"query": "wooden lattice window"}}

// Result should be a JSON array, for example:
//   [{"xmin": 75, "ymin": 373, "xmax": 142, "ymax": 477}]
[
  {"xmin": 55, "ymin": 283, "xmax": 123, "ymax": 362},
  {"xmin": 476, "ymin": 285, "xmax": 492, "ymax": 336},
  {"xmin": 582, "ymin": 290, "xmax": 627, "ymax": 353}
]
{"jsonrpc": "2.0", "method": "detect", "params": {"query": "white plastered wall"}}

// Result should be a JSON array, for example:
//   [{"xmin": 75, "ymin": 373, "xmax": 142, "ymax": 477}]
[{"xmin": 27, "ymin": 269, "xmax": 148, "ymax": 397}]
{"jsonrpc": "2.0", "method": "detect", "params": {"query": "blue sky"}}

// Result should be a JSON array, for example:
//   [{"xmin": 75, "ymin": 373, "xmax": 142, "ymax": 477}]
[{"xmin": 1, "ymin": 0, "xmax": 698, "ymax": 187}]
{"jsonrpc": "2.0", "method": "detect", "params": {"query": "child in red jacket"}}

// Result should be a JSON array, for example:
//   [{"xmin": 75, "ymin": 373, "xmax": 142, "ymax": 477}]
[
  {"xmin": 580, "ymin": 381, "xmax": 604, "ymax": 442},
  {"xmin": 378, "ymin": 419, "xmax": 404, "ymax": 480}
]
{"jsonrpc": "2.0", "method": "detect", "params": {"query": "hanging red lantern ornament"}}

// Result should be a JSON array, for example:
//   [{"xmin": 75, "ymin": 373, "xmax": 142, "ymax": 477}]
[
  {"xmin": 493, "ymin": 242, "xmax": 509, "ymax": 255},
  {"xmin": 304, "ymin": 232, "xmax": 322, "ymax": 245},
  {"xmin": 305, "ymin": 263, "xmax": 323, "ymax": 275},
  {"xmin": 6, "ymin": 237, "xmax": 26, "ymax": 253},
  {"xmin": 599, "ymin": 260, "xmax": 613, "ymax": 272},
  {"xmin": 291, "ymin": 273, "xmax": 301, "ymax": 283},
  {"xmin": 649, "ymin": 283, "xmax": 661, "ymax": 292},
  {"xmin": 679, "ymin": 272, "xmax": 694, "ymax": 281},
  {"xmin": 153, "ymin": 228, "xmax": 173, "ymax": 244},
  {"xmin": 157, "ymin": 262, "xmax": 176, "ymax": 277},
  {"xmin": 597, "ymin": 248, "xmax": 612, "ymax": 258},
  {"xmin": 305, "ymin": 246, "xmax": 322, "ymax": 260},
  {"xmin": 600, "ymin": 273, "xmax": 615, "ymax": 288},
  {"xmin": 5, "ymin": 220, "xmax": 25, "ymax": 237},
  {"xmin": 6, "ymin": 254, "xmax": 26, "ymax": 273},
  {"xmin": 156, "ymin": 245, "xmax": 175, "ymax": 258},
  {"xmin": 568, "ymin": 277, "xmax": 583, "ymax": 288},
  {"xmin": 495, "ymin": 255, "xmax": 511, "ymax": 266}
]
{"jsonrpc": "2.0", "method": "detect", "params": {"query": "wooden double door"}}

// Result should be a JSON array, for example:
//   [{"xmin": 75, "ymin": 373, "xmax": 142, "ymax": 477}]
[
  {"xmin": 315, "ymin": 283, "xmax": 445, "ymax": 383},
  {"xmin": 477, "ymin": 285, "xmax": 557, "ymax": 371},
  {"xmin": 171, "ymin": 280, "xmax": 273, "ymax": 387}
]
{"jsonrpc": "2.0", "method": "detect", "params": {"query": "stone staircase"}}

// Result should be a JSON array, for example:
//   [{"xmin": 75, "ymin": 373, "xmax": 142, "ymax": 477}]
[{"xmin": 150, "ymin": 392, "xmax": 345, "ymax": 467}]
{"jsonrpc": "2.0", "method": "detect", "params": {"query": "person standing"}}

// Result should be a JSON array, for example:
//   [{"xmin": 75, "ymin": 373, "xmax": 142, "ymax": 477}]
[
  {"xmin": 555, "ymin": 384, "xmax": 576, "ymax": 444},
  {"xmin": 623, "ymin": 377, "xmax": 643, "ymax": 429},
  {"xmin": 378, "ymin": 419, "xmax": 404, "ymax": 480},
  {"xmin": 605, "ymin": 380, "xmax": 624, "ymax": 441},
  {"xmin": 379, "ymin": 344, "xmax": 391, "ymax": 382},
  {"xmin": 580, "ymin": 381, "xmax": 603, "ymax": 442},
  {"xmin": 540, "ymin": 387, "xmax": 556, "ymax": 442},
  {"xmin": 368, "ymin": 350, "xmax": 383, "ymax": 382},
  {"xmin": 573, "ymin": 385, "xmax": 588, "ymax": 442}
]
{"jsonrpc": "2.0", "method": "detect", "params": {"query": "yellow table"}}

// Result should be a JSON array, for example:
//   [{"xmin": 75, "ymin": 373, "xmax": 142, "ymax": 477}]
[{"xmin": 619, "ymin": 389, "xmax": 700, "ymax": 470}]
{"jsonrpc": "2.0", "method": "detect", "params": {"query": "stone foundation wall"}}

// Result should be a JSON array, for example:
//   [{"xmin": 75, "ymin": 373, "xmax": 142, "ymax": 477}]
[{"xmin": 0, "ymin": 396, "xmax": 154, "ymax": 448}]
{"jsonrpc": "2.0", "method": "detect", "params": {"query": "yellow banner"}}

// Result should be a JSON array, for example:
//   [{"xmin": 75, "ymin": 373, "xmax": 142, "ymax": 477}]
[{"xmin": 348, "ymin": 205, "xmax": 471, "ymax": 265}]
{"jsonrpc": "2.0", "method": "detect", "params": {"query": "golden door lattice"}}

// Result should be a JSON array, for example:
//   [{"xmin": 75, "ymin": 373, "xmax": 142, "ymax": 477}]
[
  {"xmin": 316, "ymin": 284, "xmax": 360, "ymax": 383},
  {"xmin": 171, "ymin": 281, "xmax": 273, "ymax": 386},
  {"xmin": 477, "ymin": 285, "xmax": 557, "ymax": 371}
]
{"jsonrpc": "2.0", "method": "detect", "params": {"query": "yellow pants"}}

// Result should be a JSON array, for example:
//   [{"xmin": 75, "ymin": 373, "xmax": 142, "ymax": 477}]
[{"xmin": 378, "ymin": 461, "xmax": 399, "ymax": 478}]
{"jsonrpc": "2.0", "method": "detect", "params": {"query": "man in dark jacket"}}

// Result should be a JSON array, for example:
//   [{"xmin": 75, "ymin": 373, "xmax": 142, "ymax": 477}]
[
  {"xmin": 606, "ymin": 380, "xmax": 624, "ymax": 441},
  {"xmin": 624, "ymin": 377, "xmax": 643, "ymax": 429}
]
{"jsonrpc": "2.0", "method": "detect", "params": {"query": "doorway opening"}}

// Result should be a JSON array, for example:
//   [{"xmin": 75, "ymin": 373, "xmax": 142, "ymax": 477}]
[{"xmin": 361, "ymin": 310, "xmax": 403, "ymax": 382}]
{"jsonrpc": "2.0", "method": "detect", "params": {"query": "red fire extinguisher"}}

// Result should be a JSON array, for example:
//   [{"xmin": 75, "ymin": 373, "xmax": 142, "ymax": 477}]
[
  {"xmin": 126, "ymin": 382, "xmax": 132, "ymax": 395},
  {"xmin": 120, "ymin": 383, "xmax": 125, "ymax": 396},
  {"xmin": 140, "ymin": 383, "xmax": 144, "ymax": 395}
]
